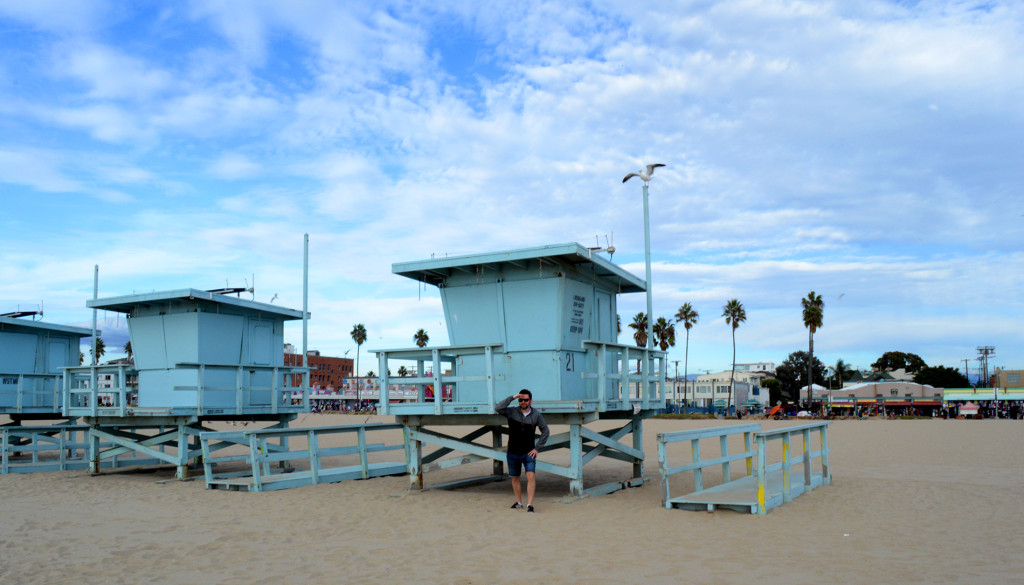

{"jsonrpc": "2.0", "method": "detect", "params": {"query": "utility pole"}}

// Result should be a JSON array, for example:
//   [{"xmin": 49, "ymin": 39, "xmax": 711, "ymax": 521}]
[{"xmin": 962, "ymin": 359, "xmax": 971, "ymax": 384}]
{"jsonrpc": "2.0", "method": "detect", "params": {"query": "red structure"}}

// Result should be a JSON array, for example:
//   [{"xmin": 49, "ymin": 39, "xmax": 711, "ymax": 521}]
[{"xmin": 284, "ymin": 350, "xmax": 353, "ymax": 390}]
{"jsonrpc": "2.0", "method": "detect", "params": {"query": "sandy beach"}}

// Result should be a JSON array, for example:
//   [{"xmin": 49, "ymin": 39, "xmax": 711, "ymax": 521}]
[{"xmin": 2, "ymin": 415, "xmax": 1022, "ymax": 585}]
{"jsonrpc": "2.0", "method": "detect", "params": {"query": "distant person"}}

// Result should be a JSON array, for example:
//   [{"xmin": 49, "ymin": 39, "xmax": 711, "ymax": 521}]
[{"xmin": 495, "ymin": 389, "xmax": 549, "ymax": 513}]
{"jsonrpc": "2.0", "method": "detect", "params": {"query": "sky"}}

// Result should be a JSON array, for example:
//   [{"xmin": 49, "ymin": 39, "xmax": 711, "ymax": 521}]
[{"xmin": 1, "ymin": 0, "xmax": 1021, "ymax": 379}]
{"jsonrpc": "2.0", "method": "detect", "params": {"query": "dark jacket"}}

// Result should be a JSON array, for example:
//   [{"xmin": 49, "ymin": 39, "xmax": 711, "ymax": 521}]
[{"xmin": 495, "ymin": 395, "xmax": 550, "ymax": 455}]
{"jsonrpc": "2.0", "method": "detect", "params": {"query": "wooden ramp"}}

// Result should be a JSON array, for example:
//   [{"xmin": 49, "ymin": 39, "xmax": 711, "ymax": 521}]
[
  {"xmin": 658, "ymin": 421, "xmax": 832, "ymax": 515},
  {"xmin": 667, "ymin": 468, "xmax": 829, "ymax": 514},
  {"xmin": 201, "ymin": 423, "xmax": 408, "ymax": 492}
]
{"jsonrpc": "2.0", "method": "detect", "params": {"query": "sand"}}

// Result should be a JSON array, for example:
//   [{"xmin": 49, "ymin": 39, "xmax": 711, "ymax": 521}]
[{"xmin": 2, "ymin": 415, "xmax": 1022, "ymax": 585}]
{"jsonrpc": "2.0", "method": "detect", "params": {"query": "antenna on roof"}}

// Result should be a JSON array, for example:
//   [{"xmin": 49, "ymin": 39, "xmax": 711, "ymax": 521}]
[{"xmin": 586, "ymin": 231, "xmax": 615, "ymax": 259}]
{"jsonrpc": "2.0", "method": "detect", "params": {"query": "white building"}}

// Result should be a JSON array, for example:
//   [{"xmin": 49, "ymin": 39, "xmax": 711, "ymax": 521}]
[{"xmin": 691, "ymin": 365, "xmax": 772, "ymax": 409}]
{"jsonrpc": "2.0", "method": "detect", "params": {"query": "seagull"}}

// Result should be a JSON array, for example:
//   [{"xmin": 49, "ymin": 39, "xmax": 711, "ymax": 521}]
[{"xmin": 622, "ymin": 163, "xmax": 666, "ymax": 185}]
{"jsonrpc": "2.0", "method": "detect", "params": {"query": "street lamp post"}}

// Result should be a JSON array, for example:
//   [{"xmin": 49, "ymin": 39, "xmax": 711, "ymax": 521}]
[{"xmin": 623, "ymin": 163, "xmax": 665, "ymax": 402}]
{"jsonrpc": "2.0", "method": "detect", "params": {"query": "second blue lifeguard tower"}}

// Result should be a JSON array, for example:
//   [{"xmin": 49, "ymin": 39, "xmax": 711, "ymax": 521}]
[
  {"xmin": 63, "ymin": 288, "xmax": 310, "ymax": 478},
  {"xmin": 1, "ymin": 312, "xmax": 91, "ymax": 420},
  {"xmin": 375, "ymin": 243, "xmax": 668, "ymax": 497}
]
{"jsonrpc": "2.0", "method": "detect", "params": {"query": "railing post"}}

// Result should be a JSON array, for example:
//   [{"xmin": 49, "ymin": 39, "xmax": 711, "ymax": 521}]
[
  {"xmin": 756, "ymin": 434, "xmax": 767, "ymax": 515},
  {"xmin": 691, "ymin": 438, "xmax": 703, "ymax": 492},
  {"xmin": 271, "ymin": 366, "xmax": 279, "ymax": 415},
  {"xmin": 236, "ymin": 366, "xmax": 244, "ymax": 413},
  {"xmin": 248, "ymin": 433, "xmax": 263, "ymax": 492},
  {"xmin": 744, "ymin": 429, "xmax": 753, "ymax": 477},
  {"xmin": 119, "ymin": 366, "xmax": 127, "ymax": 417},
  {"xmin": 821, "ymin": 425, "xmax": 831, "ymax": 485},
  {"xmin": 781, "ymin": 433, "xmax": 792, "ymax": 503},
  {"xmin": 596, "ymin": 343, "xmax": 607, "ymax": 410},
  {"xmin": 658, "ymin": 434, "xmax": 671, "ymax": 509},
  {"xmin": 802, "ymin": 428, "xmax": 812, "ymax": 488},
  {"xmin": 485, "ymin": 346, "xmax": 495, "ymax": 410},
  {"xmin": 432, "ymin": 349, "xmax": 442, "ymax": 415},
  {"xmin": 309, "ymin": 430, "xmax": 321, "ymax": 485},
  {"xmin": 358, "ymin": 426, "xmax": 369, "ymax": 479},
  {"xmin": 197, "ymin": 364, "xmax": 205, "ymax": 416},
  {"xmin": 720, "ymin": 433, "xmax": 731, "ymax": 483},
  {"xmin": 379, "ymin": 352, "xmax": 390, "ymax": 415}
]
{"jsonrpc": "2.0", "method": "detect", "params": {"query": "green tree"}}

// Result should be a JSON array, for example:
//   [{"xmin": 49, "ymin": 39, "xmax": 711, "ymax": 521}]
[
  {"xmin": 801, "ymin": 291, "xmax": 824, "ymax": 405},
  {"xmin": 871, "ymin": 351, "xmax": 927, "ymax": 373},
  {"xmin": 674, "ymin": 302, "xmax": 699, "ymax": 407},
  {"xmin": 761, "ymin": 377, "xmax": 782, "ymax": 407},
  {"xmin": 89, "ymin": 337, "xmax": 106, "ymax": 364},
  {"xmin": 775, "ymin": 351, "xmax": 828, "ymax": 402},
  {"xmin": 413, "ymin": 328, "xmax": 429, "ymax": 348},
  {"xmin": 350, "ymin": 324, "xmax": 367, "ymax": 401},
  {"xmin": 397, "ymin": 365, "xmax": 408, "ymax": 377},
  {"xmin": 830, "ymin": 358, "xmax": 853, "ymax": 389},
  {"xmin": 652, "ymin": 317, "xmax": 676, "ymax": 351},
  {"xmin": 914, "ymin": 365, "xmax": 969, "ymax": 388},
  {"xmin": 722, "ymin": 299, "xmax": 746, "ymax": 413},
  {"xmin": 366, "ymin": 370, "xmax": 375, "ymax": 378},
  {"xmin": 628, "ymin": 312, "xmax": 648, "ymax": 348},
  {"xmin": 124, "ymin": 341, "xmax": 133, "ymax": 363}
]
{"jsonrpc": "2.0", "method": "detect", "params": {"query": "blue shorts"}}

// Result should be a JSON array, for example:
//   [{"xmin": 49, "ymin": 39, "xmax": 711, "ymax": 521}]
[{"xmin": 506, "ymin": 451, "xmax": 536, "ymax": 477}]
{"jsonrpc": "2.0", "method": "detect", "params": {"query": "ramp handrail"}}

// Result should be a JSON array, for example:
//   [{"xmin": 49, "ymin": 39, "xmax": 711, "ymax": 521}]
[
  {"xmin": 657, "ymin": 424, "xmax": 760, "ymax": 507},
  {"xmin": 200, "ymin": 422, "xmax": 408, "ymax": 492},
  {"xmin": 754, "ymin": 421, "xmax": 831, "ymax": 514}
]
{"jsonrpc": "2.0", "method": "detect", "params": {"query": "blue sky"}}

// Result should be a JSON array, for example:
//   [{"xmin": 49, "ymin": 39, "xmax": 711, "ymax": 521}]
[{"xmin": 1, "ymin": 0, "xmax": 1021, "ymax": 379}]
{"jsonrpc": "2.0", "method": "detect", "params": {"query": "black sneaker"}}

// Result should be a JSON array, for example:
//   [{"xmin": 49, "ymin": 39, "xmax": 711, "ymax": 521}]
[
  {"xmin": 527, "ymin": 505, "xmax": 535, "ymax": 513},
  {"xmin": 510, "ymin": 502, "xmax": 523, "ymax": 509}
]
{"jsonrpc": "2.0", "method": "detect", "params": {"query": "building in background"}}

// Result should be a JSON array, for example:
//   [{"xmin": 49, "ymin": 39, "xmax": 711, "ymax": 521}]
[{"xmin": 283, "ymin": 345, "xmax": 353, "ymax": 390}]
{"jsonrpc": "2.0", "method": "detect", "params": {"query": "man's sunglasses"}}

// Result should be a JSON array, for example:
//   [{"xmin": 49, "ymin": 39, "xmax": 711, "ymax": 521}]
[{"xmin": 518, "ymin": 398, "xmax": 530, "ymax": 402}]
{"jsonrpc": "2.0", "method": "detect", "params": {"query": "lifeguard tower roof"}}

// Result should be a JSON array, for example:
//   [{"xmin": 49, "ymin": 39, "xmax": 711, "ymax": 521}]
[
  {"xmin": 0, "ymin": 316, "xmax": 94, "ymax": 337},
  {"xmin": 86, "ymin": 288, "xmax": 304, "ymax": 320},
  {"xmin": 393, "ymin": 242, "xmax": 646, "ymax": 294}
]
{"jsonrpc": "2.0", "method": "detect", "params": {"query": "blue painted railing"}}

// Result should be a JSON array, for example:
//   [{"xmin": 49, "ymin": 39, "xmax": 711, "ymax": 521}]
[
  {"xmin": 200, "ymin": 422, "xmax": 408, "ymax": 492},
  {"xmin": 658, "ymin": 421, "xmax": 832, "ymax": 514}
]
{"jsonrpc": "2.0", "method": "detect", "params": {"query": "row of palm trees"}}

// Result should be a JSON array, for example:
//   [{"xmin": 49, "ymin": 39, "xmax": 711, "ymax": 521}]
[
  {"xmin": 348, "ymin": 324, "xmax": 431, "ymax": 379},
  {"xmin": 625, "ymin": 291, "xmax": 824, "ymax": 412}
]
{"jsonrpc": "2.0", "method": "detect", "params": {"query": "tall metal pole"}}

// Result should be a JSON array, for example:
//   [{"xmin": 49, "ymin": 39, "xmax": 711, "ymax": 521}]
[
  {"xmin": 91, "ymin": 265, "xmax": 98, "ymax": 365},
  {"xmin": 302, "ymin": 234, "xmax": 310, "ymax": 411},
  {"xmin": 642, "ymin": 183, "xmax": 653, "ymax": 350}
]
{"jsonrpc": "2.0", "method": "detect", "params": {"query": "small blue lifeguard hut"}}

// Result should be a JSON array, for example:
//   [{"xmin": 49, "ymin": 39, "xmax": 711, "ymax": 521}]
[
  {"xmin": 375, "ymin": 243, "xmax": 668, "ymax": 497},
  {"xmin": 64, "ymin": 288, "xmax": 310, "ymax": 478},
  {"xmin": 0, "ymin": 312, "xmax": 92, "ymax": 419}
]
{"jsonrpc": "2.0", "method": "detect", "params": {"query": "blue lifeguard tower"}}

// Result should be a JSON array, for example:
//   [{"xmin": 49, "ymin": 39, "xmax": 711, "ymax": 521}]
[
  {"xmin": 0, "ymin": 312, "xmax": 91, "ymax": 419},
  {"xmin": 63, "ymin": 288, "xmax": 310, "ymax": 478},
  {"xmin": 375, "ymin": 243, "xmax": 668, "ymax": 497}
]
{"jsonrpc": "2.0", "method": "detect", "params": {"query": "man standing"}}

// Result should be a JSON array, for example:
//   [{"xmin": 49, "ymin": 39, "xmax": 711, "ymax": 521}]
[{"xmin": 495, "ymin": 389, "xmax": 549, "ymax": 513}]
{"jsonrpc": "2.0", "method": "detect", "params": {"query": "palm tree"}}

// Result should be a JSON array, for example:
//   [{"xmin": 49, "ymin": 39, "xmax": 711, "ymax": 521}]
[
  {"xmin": 628, "ymin": 312, "xmax": 649, "ymax": 396},
  {"xmin": 413, "ymin": 328, "xmax": 429, "ymax": 348},
  {"xmin": 90, "ymin": 337, "xmax": 106, "ymax": 364},
  {"xmin": 674, "ymin": 302, "xmax": 699, "ymax": 408},
  {"xmin": 831, "ymin": 358, "xmax": 852, "ymax": 389},
  {"xmin": 652, "ymin": 317, "xmax": 675, "ymax": 351},
  {"xmin": 628, "ymin": 312, "xmax": 648, "ymax": 348},
  {"xmin": 350, "ymin": 324, "xmax": 367, "ymax": 402},
  {"xmin": 397, "ymin": 365, "xmax": 408, "ymax": 377},
  {"xmin": 801, "ymin": 291, "xmax": 824, "ymax": 406},
  {"xmin": 124, "ymin": 341, "xmax": 133, "ymax": 364},
  {"xmin": 722, "ymin": 299, "xmax": 746, "ymax": 414}
]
